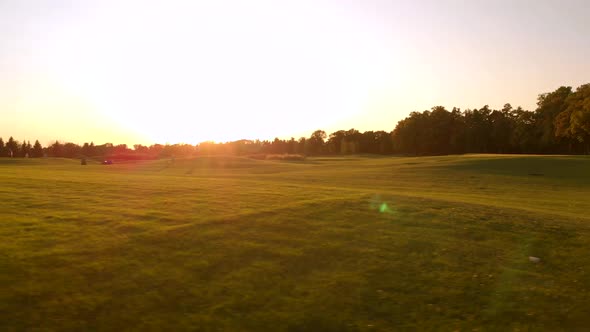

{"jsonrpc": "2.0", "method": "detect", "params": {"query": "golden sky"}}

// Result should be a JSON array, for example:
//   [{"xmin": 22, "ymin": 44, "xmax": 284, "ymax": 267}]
[{"xmin": 1, "ymin": 0, "xmax": 589, "ymax": 145}]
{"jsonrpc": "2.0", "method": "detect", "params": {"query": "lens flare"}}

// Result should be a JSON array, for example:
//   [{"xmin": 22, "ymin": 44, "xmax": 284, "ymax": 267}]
[{"xmin": 370, "ymin": 195, "xmax": 396, "ymax": 216}]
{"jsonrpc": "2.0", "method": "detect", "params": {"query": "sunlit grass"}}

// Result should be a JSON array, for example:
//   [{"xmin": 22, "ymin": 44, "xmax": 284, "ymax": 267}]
[{"xmin": 1, "ymin": 155, "xmax": 589, "ymax": 331}]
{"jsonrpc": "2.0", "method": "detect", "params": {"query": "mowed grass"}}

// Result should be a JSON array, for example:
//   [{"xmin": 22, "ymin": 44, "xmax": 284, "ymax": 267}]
[{"xmin": 1, "ymin": 154, "xmax": 590, "ymax": 331}]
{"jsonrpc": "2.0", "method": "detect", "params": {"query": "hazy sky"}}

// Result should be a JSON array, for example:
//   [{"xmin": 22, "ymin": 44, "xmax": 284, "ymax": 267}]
[{"xmin": 1, "ymin": 0, "xmax": 589, "ymax": 145}]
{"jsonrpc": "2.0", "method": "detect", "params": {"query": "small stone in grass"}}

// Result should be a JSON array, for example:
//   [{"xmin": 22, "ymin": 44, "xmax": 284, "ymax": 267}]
[{"xmin": 529, "ymin": 256, "xmax": 541, "ymax": 263}]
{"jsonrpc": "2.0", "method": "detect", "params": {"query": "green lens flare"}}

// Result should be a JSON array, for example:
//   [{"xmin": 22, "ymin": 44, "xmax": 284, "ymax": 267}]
[{"xmin": 369, "ymin": 195, "xmax": 395, "ymax": 215}]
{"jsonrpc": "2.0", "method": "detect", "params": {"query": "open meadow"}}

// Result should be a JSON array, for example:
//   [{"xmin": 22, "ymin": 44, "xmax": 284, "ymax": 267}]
[{"xmin": 1, "ymin": 154, "xmax": 590, "ymax": 331}]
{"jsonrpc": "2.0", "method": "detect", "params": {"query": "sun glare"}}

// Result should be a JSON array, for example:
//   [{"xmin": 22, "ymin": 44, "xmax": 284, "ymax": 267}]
[{"xmin": 20, "ymin": 1, "xmax": 404, "ymax": 145}]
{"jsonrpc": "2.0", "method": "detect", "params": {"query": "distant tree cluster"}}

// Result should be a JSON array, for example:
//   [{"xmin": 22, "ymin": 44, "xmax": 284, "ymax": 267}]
[
  {"xmin": 0, "ymin": 140, "xmax": 202, "ymax": 160},
  {"xmin": 0, "ymin": 138, "xmax": 43, "ymax": 158},
  {"xmin": 393, "ymin": 84, "xmax": 590, "ymax": 155},
  {"xmin": 0, "ymin": 132, "xmax": 394, "ymax": 160},
  {"xmin": 1, "ymin": 83, "xmax": 589, "ymax": 159}
]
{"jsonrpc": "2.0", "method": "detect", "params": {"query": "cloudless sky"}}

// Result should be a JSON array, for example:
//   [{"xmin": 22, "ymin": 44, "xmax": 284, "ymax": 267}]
[{"xmin": 1, "ymin": 0, "xmax": 589, "ymax": 145}]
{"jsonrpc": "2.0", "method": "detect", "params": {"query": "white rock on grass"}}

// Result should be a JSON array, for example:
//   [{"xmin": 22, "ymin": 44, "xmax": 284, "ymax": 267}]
[{"xmin": 529, "ymin": 256, "xmax": 541, "ymax": 263}]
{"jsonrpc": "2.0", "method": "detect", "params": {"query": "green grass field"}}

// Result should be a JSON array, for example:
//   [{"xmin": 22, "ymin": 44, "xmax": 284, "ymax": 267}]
[{"xmin": 1, "ymin": 155, "xmax": 590, "ymax": 331}]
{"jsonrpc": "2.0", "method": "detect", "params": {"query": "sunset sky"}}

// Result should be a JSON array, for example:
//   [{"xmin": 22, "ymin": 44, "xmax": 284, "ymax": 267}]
[{"xmin": 1, "ymin": 0, "xmax": 589, "ymax": 146}]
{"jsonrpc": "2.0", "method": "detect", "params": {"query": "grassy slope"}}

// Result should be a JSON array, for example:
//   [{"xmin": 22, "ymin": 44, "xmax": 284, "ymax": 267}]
[{"xmin": 1, "ymin": 155, "xmax": 590, "ymax": 331}]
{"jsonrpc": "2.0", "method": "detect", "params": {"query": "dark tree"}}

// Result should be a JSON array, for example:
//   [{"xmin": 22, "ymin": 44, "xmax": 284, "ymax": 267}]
[
  {"xmin": 32, "ymin": 140, "xmax": 44, "ymax": 158},
  {"xmin": 566, "ymin": 84, "xmax": 590, "ymax": 153},
  {"xmin": 62, "ymin": 143, "xmax": 82, "ymax": 158},
  {"xmin": 327, "ymin": 130, "xmax": 345, "ymax": 154},
  {"xmin": 510, "ymin": 107, "xmax": 536, "ymax": 153},
  {"xmin": 81, "ymin": 143, "xmax": 90, "ymax": 156},
  {"xmin": 489, "ymin": 104, "xmax": 514, "ymax": 153},
  {"xmin": 19, "ymin": 141, "xmax": 32, "ymax": 158},
  {"xmin": 307, "ymin": 130, "xmax": 326, "ymax": 155},
  {"xmin": 535, "ymin": 86, "xmax": 572, "ymax": 152},
  {"xmin": 49, "ymin": 141, "xmax": 62, "ymax": 157},
  {"xmin": 6, "ymin": 137, "xmax": 18, "ymax": 157}
]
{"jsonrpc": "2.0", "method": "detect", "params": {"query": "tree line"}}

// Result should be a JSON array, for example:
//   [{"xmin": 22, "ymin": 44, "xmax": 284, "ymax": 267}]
[
  {"xmin": 1, "ymin": 83, "xmax": 589, "ymax": 159},
  {"xmin": 392, "ymin": 83, "xmax": 590, "ymax": 155}
]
